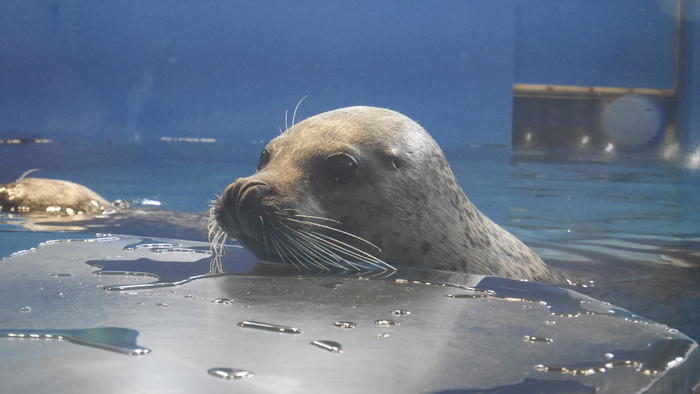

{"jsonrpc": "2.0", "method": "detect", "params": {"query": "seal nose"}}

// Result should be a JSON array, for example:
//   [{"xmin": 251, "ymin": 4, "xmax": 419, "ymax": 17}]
[{"xmin": 222, "ymin": 178, "xmax": 272, "ymax": 224}]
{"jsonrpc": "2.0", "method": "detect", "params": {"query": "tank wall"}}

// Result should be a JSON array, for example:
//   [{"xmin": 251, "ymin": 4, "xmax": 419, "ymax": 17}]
[
  {"xmin": 0, "ymin": 0, "xmax": 515, "ymax": 146},
  {"xmin": 678, "ymin": 0, "xmax": 700, "ymax": 148},
  {"xmin": 0, "ymin": 0, "xmax": 693, "ymax": 147},
  {"xmin": 515, "ymin": 0, "xmax": 676, "ymax": 89}
]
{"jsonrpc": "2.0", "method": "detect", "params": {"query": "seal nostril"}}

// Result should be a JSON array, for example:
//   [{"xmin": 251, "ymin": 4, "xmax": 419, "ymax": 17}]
[{"xmin": 236, "ymin": 180, "xmax": 271, "ymax": 215}]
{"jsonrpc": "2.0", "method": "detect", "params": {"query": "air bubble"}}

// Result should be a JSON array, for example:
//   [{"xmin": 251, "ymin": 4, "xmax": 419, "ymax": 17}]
[
  {"xmin": 18, "ymin": 306, "xmax": 31, "ymax": 313},
  {"xmin": 390, "ymin": 309, "xmax": 410, "ymax": 316},
  {"xmin": 375, "ymin": 319, "xmax": 399, "ymax": 327}
]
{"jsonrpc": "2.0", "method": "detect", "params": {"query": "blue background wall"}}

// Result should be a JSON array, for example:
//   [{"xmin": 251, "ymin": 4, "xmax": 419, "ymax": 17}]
[
  {"xmin": 515, "ymin": 0, "xmax": 676, "ymax": 89},
  {"xmin": 0, "ymin": 0, "xmax": 515, "ymax": 146},
  {"xmin": 678, "ymin": 0, "xmax": 700, "ymax": 148},
  {"xmin": 0, "ymin": 0, "xmax": 694, "ymax": 147}
]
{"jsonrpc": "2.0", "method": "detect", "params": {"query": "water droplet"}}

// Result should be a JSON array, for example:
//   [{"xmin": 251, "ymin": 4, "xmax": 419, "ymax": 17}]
[
  {"xmin": 184, "ymin": 294, "xmax": 194, "ymax": 300},
  {"xmin": 445, "ymin": 293, "xmax": 489, "ymax": 299},
  {"xmin": 522, "ymin": 335, "xmax": 553, "ymax": 343},
  {"xmin": 390, "ymin": 309, "xmax": 410, "ymax": 316},
  {"xmin": 18, "ymin": 306, "xmax": 31, "ymax": 313},
  {"xmin": 375, "ymin": 319, "xmax": 399, "ymax": 327},
  {"xmin": 604, "ymin": 352, "xmax": 614, "ymax": 359},
  {"xmin": 544, "ymin": 320, "xmax": 557, "ymax": 325},
  {"xmin": 56, "ymin": 292, "xmax": 64, "ymax": 297},
  {"xmin": 207, "ymin": 367, "xmax": 253, "ymax": 380},
  {"xmin": 377, "ymin": 333, "xmax": 390, "ymax": 339},
  {"xmin": 211, "ymin": 298, "xmax": 234, "ymax": 304},
  {"xmin": 310, "ymin": 340, "xmax": 343, "ymax": 353},
  {"xmin": 49, "ymin": 273, "xmax": 75, "ymax": 278},
  {"xmin": 238, "ymin": 321, "xmax": 303, "ymax": 334},
  {"xmin": 0, "ymin": 327, "xmax": 150, "ymax": 355},
  {"xmin": 156, "ymin": 303, "xmax": 169, "ymax": 308},
  {"xmin": 333, "ymin": 321, "xmax": 356, "ymax": 329}
]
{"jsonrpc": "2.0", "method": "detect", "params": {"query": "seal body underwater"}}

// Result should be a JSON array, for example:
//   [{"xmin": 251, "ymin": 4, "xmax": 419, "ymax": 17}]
[
  {"xmin": 0, "ymin": 175, "xmax": 113, "ymax": 216},
  {"xmin": 213, "ymin": 106, "xmax": 557, "ymax": 282}
]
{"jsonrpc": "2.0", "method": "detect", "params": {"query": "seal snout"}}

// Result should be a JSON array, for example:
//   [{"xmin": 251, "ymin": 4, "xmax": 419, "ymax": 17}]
[{"xmin": 217, "ymin": 178, "xmax": 274, "ymax": 236}]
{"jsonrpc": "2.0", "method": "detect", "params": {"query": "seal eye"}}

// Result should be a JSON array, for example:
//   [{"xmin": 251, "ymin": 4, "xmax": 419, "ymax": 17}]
[
  {"xmin": 324, "ymin": 153, "xmax": 358, "ymax": 184},
  {"xmin": 258, "ymin": 148, "xmax": 271, "ymax": 170}
]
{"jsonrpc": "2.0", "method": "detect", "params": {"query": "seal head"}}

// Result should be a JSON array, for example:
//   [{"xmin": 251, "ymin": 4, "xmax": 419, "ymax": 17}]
[
  {"xmin": 0, "ymin": 176, "xmax": 113, "ymax": 216},
  {"xmin": 213, "ymin": 106, "xmax": 556, "ymax": 282}
]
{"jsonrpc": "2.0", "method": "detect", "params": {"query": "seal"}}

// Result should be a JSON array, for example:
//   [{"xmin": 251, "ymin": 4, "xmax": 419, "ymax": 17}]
[
  {"xmin": 212, "ymin": 106, "xmax": 557, "ymax": 282},
  {"xmin": 0, "ymin": 171, "xmax": 114, "ymax": 216}
]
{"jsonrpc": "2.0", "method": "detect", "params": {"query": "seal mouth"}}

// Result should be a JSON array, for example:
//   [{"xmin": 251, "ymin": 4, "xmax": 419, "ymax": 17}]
[{"xmin": 209, "ymin": 185, "xmax": 394, "ymax": 273}]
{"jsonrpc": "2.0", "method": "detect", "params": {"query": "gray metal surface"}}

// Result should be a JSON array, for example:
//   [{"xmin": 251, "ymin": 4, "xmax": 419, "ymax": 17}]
[{"xmin": 1, "ymin": 235, "xmax": 698, "ymax": 393}]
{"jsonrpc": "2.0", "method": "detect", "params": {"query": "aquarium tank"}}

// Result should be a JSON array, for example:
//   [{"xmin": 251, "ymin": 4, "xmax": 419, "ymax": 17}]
[{"xmin": 1, "ymin": 1, "xmax": 699, "ymax": 393}]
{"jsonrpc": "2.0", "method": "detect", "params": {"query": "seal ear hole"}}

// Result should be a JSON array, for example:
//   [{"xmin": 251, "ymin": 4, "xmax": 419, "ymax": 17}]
[
  {"xmin": 382, "ymin": 148, "xmax": 401, "ymax": 170},
  {"xmin": 324, "ymin": 153, "xmax": 359, "ymax": 184},
  {"xmin": 258, "ymin": 148, "xmax": 271, "ymax": 171}
]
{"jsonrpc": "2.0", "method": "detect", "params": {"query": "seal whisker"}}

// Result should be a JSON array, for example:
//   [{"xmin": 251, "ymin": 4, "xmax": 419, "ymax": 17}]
[
  {"xmin": 274, "ymin": 222, "xmax": 350, "ymax": 271},
  {"xmin": 269, "ymin": 230, "xmax": 308, "ymax": 270},
  {"xmin": 16, "ymin": 168, "xmax": 41, "ymax": 181},
  {"xmin": 274, "ymin": 224, "xmax": 333, "ymax": 271},
  {"xmin": 283, "ymin": 217, "xmax": 382, "ymax": 253},
  {"xmin": 209, "ymin": 253, "xmax": 223, "ymax": 274},
  {"xmin": 212, "ymin": 228, "xmax": 226, "ymax": 257},
  {"xmin": 217, "ymin": 231, "xmax": 227, "ymax": 257},
  {"xmin": 271, "ymin": 223, "xmax": 326, "ymax": 270},
  {"xmin": 267, "ymin": 232, "xmax": 287, "ymax": 265},
  {"xmin": 268, "ymin": 232, "xmax": 296, "ymax": 269},
  {"xmin": 290, "ymin": 214, "xmax": 342, "ymax": 225},
  {"xmin": 283, "ymin": 228, "xmax": 362, "ymax": 271},
  {"xmin": 275, "ymin": 229, "xmax": 330, "ymax": 272},
  {"xmin": 288, "ymin": 225, "xmax": 392, "ymax": 271},
  {"xmin": 259, "ymin": 215, "xmax": 272, "ymax": 261},
  {"xmin": 308, "ymin": 231, "xmax": 392, "ymax": 271},
  {"xmin": 291, "ymin": 95, "xmax": 308, "ymax": 127}
]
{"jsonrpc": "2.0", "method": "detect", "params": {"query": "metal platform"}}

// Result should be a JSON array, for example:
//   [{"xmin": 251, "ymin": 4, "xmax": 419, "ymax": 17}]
[{"xmin": 1, "ymin": 235, "xmax": 698, "ymax": 393}]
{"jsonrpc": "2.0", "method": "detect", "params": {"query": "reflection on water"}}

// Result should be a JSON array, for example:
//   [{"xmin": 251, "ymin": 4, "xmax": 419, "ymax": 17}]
[{"xmin": 535, "ymin": 337, "xmax": 695, "ymax": 377}]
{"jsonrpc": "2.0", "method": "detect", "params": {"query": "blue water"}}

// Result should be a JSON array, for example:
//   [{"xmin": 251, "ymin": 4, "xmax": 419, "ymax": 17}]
[{"xmin": 1, "ymin": 141, "xmax": 699, "ymax": 341}]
